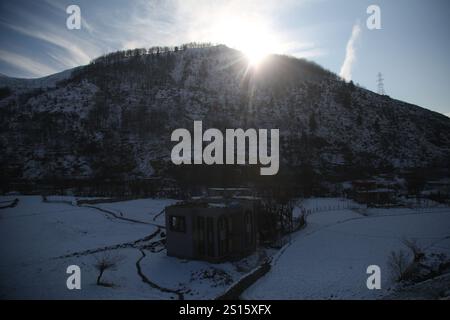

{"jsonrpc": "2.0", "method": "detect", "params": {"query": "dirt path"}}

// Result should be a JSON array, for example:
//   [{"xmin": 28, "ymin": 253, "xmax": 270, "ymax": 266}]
[
  {"xmin": 55, "ymin": 228, "xmax": 162, "ymax": 259},
  {"xmin": 42, "ymin": 196, "xmax": 165, "ymax": 227},
  {"xmin": 80, "ymin": 204, "xmax": 165, "ymax": 228},
  {"xmin": 135, "ymin": 249, "xmax": 184, "ymax": 300},
  {"xmin": 0, "ymin": 198, "xmax": 19, "ymax": 209},
  {"xmin": 152, "ymin": 208, "xmax": 165, "ymax": 222}
]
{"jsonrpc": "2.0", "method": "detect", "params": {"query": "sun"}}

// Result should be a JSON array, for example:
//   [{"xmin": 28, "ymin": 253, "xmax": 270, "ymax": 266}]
[
  {"xmin": 240, "ymin": 36, "xmax": 272, "ymax": 67},
  {"xmin": 245, "ymin": 50, "xmax": 267, "ymax": 67},
  {"xmin": 210, "ymin": 15, "xmax": 282, "ymax": 67}
]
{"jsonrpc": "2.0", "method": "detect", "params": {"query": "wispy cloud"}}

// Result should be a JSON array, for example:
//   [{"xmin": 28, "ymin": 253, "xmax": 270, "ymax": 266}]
[
  {"xmin": 339, "ymin": 22, "xmax": 361, "ymax": 81},
  {"xmin": 4, "ymin": 23, "xmax": 93, "ymax": 65},
  {"xmin": 0, "ymin": 2, "xmax": 103, "ymax": 76},
  {"xmin": 0, "ymin": 49, "xmax": 58, "ymax": 77}
]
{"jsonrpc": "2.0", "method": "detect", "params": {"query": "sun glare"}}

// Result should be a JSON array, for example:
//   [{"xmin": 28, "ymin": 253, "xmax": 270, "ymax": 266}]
[
  {"xmin": 241, "ymin": 37, "xmax": 271, "ymax": 67},
  {"xmin": 211, "ymin": 15, "xmax": 283, "ymax": 67}
]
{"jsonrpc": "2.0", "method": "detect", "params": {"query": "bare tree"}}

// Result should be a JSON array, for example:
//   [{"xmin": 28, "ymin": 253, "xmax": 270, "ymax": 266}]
[
  {"xmin": 388, "ymin": 249, "xmax": 410, "ymax": 282},
  {"xmin": 94, "ymin": 254, "xmax": 122, "ymax": 287}
]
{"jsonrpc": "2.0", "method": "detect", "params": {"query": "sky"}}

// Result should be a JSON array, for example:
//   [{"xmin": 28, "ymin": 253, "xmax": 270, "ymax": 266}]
[{"xmin": 0, "ymin": 0, "xmax": 449, "ymax": 116}]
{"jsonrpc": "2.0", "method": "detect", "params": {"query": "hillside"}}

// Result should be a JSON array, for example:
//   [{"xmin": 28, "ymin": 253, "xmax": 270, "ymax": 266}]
[{"xmin": 1, "ymin": 44, "xmax": 450, "ymax": 194}]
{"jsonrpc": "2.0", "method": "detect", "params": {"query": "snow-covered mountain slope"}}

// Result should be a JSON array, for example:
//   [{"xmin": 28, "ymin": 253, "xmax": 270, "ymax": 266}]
[
  {"xmin": 0, "ymin": 67, "xmax": 78, "ymax": 90},
  {"xmin": 1, "ymin": 45, "xmax": 449, "ymax": 187}
]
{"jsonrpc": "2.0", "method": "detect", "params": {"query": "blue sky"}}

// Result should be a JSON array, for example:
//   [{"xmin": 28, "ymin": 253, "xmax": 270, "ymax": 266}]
[{"xmin": 0, "ymin": 0, "xmax": 449, "ymax": 116}]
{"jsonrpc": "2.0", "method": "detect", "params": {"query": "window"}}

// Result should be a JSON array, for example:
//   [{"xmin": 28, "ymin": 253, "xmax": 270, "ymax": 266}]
[
  {"xmin": 218, "ymin": 216, "xmax": 230, "ymax": 256},
  {"xmin": 197, "ymin": 216, "xmax": 205, "ymax": 256},
  {"xmin": 169, "ymin": 215, "xmax": 186, "ymax": 232},
  {"xmin": 244, "ymin": 211, "xmax": 253, "ymax": 246},
  {"xmin": 206, "ymin": 217, "xmax": 214, "ymax": 256}
]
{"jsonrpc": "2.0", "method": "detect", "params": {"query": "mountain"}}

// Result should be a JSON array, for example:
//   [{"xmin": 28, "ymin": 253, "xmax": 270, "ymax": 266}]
[{"xmin": 1, "ymin": 44, "xmax": 450, "ymax": 194}]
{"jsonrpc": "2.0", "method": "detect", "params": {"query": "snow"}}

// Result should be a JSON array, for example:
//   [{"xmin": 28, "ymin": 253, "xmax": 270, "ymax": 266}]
[
  {"xmin": 1, "ymin": 195, "xmax": 449, "ymax": 299},
  {"xmin": 138, "ymin": 250, "xmax": 240, "ymax": 299},
  {"xmin": 0, "ymin": 68, "xmax": 75, "ymax": 89},
  {"xmin": 243, "ymin": 202, "xmax": 450, "ymax": 300},
  {"xmin": 0, "ymin": 196, "xmax": 255, "ymax": 299},
  {"xmin": 0, "ymin": 196, "xmax": 155, "ymax": 264}
]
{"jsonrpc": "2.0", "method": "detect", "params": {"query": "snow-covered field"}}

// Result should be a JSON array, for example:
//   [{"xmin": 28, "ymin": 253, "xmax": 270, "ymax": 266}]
[
  {"xmin": 244, "ymin": 199, "xmax": 450, "ymax": 299},
  {"xmin": 0, "ymin": 196, "xmax": 255, "ymax": 299},
  {"xmin": 1, "ymin": 196, "xmax": 449, "ymax": 299}
]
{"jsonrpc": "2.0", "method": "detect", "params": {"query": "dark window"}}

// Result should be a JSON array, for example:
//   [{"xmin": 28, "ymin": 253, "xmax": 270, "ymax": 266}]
[
  {"xmin": 169, "ymin": 215, "xmax": 186, "ymax": 232},
  {"xmin": 197, "ymin": 216, "xmax": 205, "ymax": 256},
  {"xmin": 218, "ymin": 216, "xmax": 230, "ymax": 256},
  {"xmin": 206, "ymin": 217, "xmax": 214, "ymax": 256},
  {"xmin": 244, "ymin": 211, "xmax": 253, "ymax": 246}
]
